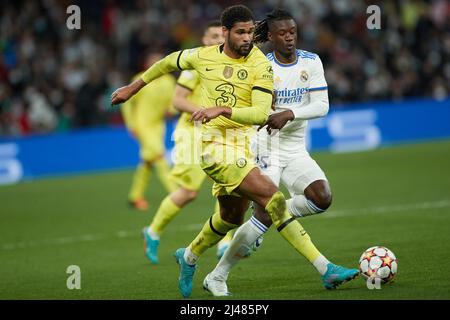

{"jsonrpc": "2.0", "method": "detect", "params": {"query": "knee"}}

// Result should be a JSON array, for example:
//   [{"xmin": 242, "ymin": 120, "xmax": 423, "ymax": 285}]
[
  {"xmin": 178, "ymin": 188, "xmax": 198, "ymax": 205},
  {"xmin": 184, "ymin": 189, "xmax": 198, "ymax": 202},
  {"xmin": 309, "ymin": 191, "xmax": 332, "ymax": 211}
]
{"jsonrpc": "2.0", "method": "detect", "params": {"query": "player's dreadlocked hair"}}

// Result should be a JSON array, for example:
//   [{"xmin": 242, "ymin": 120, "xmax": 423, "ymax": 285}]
[
  {"xmin": 221, "ymin": 5, "xmax": 254, "ymax": 30},
  {"xmin": 254, "ymin": 8, "xmax": 294, "ymax": 44}
]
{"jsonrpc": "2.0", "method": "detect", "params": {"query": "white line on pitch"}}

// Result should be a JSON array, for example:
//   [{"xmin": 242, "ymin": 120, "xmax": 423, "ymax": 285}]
[
  {"xmin": 323, "ymin": 199, "xmax": 450, "ymax": 218},
  {"xmin": 1, "ymin": 200, "xmax": 448, "ymax": 251}
]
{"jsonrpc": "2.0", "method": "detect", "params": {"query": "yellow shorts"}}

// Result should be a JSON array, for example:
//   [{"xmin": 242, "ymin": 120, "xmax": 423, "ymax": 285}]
[
  {"xmin": 200, "ymin": 141, "xmax": 256, "ymax": 197},
  {"xmin": 170, "ymin": 163, "xmax": 207, "ymax": 191},
  {"xmin": 136, "ymin": 127, "xmax": 164, "ymax": 162}
]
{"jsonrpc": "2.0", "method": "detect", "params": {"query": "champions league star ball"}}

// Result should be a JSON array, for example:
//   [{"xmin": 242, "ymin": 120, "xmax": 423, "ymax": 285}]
[{"xmin": 359, "ymin": 246, "xmax": 398, "ymax": 283}]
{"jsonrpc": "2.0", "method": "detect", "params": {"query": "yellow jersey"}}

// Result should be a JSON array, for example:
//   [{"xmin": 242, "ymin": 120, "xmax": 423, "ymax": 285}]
[
  {"xmin": 141, "ymin": 44, "xmax": 273, "ymax": 141},
  {"xmin": 175, "ymin": 70, "xmax": 202, "ymax": 130},
  {"xmin": 122, "ymin": 72, "xmax": 176, "ymax": 132}
]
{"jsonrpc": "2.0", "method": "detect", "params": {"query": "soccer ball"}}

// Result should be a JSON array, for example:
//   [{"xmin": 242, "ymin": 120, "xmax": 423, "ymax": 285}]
[{"xmin": 359, "ymin": 246, "xmax": 397, "ymax": 283}]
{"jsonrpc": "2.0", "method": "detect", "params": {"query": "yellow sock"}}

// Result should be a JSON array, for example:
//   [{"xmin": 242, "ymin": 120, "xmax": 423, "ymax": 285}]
[
  {"xmin": 189, "ymin": 212, "xmax": 238, "ymax": 257},
  {"xmin": 154, "ymin": 157, "xmax": 177, "ymax": 193},
  {"xmin": 265, "ymin": 191, "xmax": 321, "ymax": 263},
  {"xmin": 128, "ymin": 163, "xmax": 151, "ymax": 201},
  {"xmin": 212, "ymin": 200, "xmax": 234, "ymax": 245},
  {"xmin": 149, "ymin": 196, "xmax": 181, "ymax": 235},
  {"xmin": 220, "ymin": 229, "xmax": 235, "ymax": 243},
  {"xmin": 214, "ymin": 200, "xmax": 220, "ymax": 213}
]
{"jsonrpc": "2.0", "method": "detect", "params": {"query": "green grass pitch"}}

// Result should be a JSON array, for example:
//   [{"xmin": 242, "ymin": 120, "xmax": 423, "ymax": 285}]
[{"xmin": 1, "ymin": 140, "xmax": 449, "ymax": 300}]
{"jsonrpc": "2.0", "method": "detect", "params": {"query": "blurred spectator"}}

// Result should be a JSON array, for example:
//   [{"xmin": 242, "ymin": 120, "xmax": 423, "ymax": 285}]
[
  {"xmin": 0, "ymin": 0, "xmax": 449, "ymax": 136},
  {"xmin": 24, "ymin": 86, "xmax": 57, "ymax": 132}
]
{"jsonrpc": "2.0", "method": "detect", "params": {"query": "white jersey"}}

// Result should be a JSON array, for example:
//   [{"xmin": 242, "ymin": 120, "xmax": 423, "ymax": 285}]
[
  {"xmin": 262, "ymin": 49, "xmax": 328, "ymax": 150},
  {"xmin": 252, "ymin": 50, "xmax": 329, "ymax": 193}
]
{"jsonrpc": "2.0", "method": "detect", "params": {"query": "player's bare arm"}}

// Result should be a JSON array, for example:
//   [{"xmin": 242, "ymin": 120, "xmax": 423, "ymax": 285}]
[{"xmin": 111, "ymin": 78, "xmax": 146, "ymax": 105}]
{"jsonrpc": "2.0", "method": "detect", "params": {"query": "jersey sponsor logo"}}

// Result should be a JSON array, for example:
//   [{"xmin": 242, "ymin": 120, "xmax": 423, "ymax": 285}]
[
  {"xmin": 300, "ymin": 70, "xmax": 308, "ymax": 82},
  {"xmin": 215, "ymin": 83, "xmax": 237, "ymax": 107},
  {"xmin": 274, "ymin": 87, "xmax": 309, "ymax": 104},
  {"xmin": 223, "ymin": 66, "xmax": 233, "ymax": 79},
  {"xmin": 263, "ymin": 66, "xmax": 274, "ymax": 80},
  {"xmin": 237, "ymin": 69, "xmax": 248, "ymax": 80}
]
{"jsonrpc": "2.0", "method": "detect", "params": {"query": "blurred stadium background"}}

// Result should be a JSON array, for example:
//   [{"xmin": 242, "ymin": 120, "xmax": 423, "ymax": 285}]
[
  {"xmin": 1, "ymin": 0, "xmax": 448, "ymax": 135},
  {"xmin": 0, "ymin": 0, "xmax": 450, "ymax": 300}
]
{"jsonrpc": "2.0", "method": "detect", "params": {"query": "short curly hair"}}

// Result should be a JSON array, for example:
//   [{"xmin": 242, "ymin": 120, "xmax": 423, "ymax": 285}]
[{"xmin": 221, "ymin": 5, "xmax": 254, "ymax": 30}]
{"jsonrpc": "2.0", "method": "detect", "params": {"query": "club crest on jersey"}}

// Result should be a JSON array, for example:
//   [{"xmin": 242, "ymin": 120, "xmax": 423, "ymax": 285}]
[
  {"xmin": 236, "ymin": 158, "xmax": 247, "ymax": 168},
  {"xmin": 223, "ymin": 66, "xmax": 233, "ymax": 79},
  {"xmin": 237, "ymin": 69, "xmax": 248, "ymax": 80},
  {"xmin": 300, "ymin": 70, "xmax": 308, "ymax": 82}
]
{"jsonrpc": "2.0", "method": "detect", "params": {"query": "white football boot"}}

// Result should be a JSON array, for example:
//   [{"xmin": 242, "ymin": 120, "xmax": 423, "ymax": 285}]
[{"xmin": 203, "ymin": 272, "xmax": 232, "ymax": 297}]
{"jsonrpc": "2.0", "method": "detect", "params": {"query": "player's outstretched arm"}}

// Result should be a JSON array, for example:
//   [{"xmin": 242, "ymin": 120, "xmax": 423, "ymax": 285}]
[
  {"xmin": 111, "ymin": 79, "xmax": 146, "ymax": 105},
  {"xmin": 111, "ymin": 51, "xmax": 184, "ymax": 106}
]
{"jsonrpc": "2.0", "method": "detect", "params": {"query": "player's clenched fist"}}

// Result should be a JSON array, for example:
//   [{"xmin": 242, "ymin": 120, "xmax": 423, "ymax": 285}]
[{"xmin": 258, "ymin": 109, "xmax": 294, "ymax": 134}]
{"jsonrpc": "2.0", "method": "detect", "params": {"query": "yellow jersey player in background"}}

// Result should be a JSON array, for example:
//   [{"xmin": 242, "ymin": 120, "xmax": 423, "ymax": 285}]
[
  {"xmin": 112, "ymin": 5, "xmax": 356, "ymax": 299},
  {"xmin": 121, "ymin": 53, "xmax": 177, "ymax": 211},
  {"xmin": 141, "ymin": 21, "xmax": 234, "ymax": 264}
]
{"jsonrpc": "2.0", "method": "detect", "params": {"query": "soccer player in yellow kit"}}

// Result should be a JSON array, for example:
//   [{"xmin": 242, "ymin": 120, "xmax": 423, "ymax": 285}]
[
  {"xmin": 121, "ymin": 53, "xmax": 177, "ymax": 211},
  {"xmin": 142, "ymin": 21, "xmax": 234, "ymax": 264},
  {"xmin": 112, "ymin": 5, "xmax": 357, "ymax": 299}
]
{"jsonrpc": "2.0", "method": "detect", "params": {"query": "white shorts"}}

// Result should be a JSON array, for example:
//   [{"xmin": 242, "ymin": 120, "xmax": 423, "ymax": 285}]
[{"xmin": 252, "ymin": 133, "xmax": 327, "ymax": 196}]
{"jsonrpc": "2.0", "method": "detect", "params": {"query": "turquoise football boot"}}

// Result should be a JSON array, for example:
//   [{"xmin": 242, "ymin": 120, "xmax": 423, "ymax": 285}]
[
  {"xmin": 174, "ymin": 248, "xmax": 197, "ymax": 298},
  {"xmin": 142, "ymin": 227, "xmax": 159, "ymax": 264},
  {"xmin": 321, "ymin": 263, "xmax": 359, "ymax": 289}
]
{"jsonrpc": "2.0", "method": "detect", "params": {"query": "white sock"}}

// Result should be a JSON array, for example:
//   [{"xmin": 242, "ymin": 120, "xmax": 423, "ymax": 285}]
[
  {"xmin": 313, "ymin": 255, "xmax": 331, "ymax": 275},
  {"xmin": 287, "ymin": 194, "xmax": 325, "ymax": 218},
  {"xmin": 147, "ymin": 227, "xmax": 160, "ymax": 240},
  {"xmin": 212, "ymin": 216, "xmax": 268, "ymax": 279},
  {"xmin": 183, "ymin": 246, "xmax": 198, "ymax": 266}
]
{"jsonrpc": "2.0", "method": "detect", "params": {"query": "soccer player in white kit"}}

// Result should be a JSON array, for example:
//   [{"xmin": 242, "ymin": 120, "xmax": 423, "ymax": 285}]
[{"xmin": 202, "ymin": 9, "xmax": 359, "ymax": 296}]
